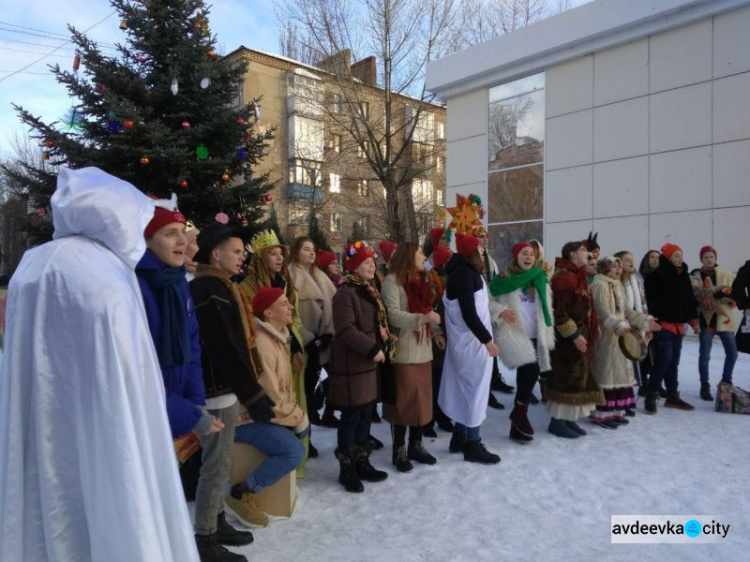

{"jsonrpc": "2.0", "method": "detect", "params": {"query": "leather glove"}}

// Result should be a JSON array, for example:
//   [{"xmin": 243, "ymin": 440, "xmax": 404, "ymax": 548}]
[
  {"xmin": 318, "ymin": 333, "xmax": 333, "ymax": 352},
  {"xmin": 246, "ymin": 395, "xmax": 276, "ymax": 423}
]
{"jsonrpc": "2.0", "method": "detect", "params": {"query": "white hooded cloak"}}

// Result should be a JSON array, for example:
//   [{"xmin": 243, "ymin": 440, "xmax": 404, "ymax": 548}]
[{"xmin": 0, "ymin": 167, "xmax": 199, "ymax": 562}]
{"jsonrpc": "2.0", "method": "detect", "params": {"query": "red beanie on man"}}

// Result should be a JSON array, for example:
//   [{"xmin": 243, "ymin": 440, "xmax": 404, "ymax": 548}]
[
  {"xmin": 144, "ymin": 206, "xmax": 186, "ymax": 239},
  {"xmin": 252, "ymin": 287, "xmax": 284, "ymax": 318},
  {"xmin": 456, "ymin": 233, "xmax": 480, "ymax": 258}
]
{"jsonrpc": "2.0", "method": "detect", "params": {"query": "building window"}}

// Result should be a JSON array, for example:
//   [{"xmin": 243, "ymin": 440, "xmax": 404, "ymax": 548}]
[
  {"xmin": 328, "ymin": 133, "xmax": 341, "ymax": 153},
  {"xmin": 358, "ymin": 179, "xmax": 369, "ymax": 197},
  {"xmin": 487, "ymin": 71, "xmax": 545, "ymax": 274},
  {"xmin": 436, "ymin": 121, "xmax": 445, "ymax": 140},
  {"xmin": 405, "ymin": 106, "xmax": 435, "ymax": 144},
  {"xmin": 436, "ymin": 155, "xmax": 445, "ymax": 174},
  {"xmin": 357, "ymin": 141, "xmax": 370, "ymax": 159},
  {"xmin": 436, "ymin": 188, "xmax": 444, "ymax": 206},
  {"xmin": 330, "ymin": 212, "xmax": 342, "ymax": 232},
  {"xmin": 355, "ymin": 215, "xmax": 369, "ymax": 234},
  {"xmin": 332, "ymin": 93, "xmax": 343, "ymax": 114},
  {"xmin": 360, "ymin": 101, "xmax": 370, "ymax": 119},
  {"xmin": 412, "ymin": 178, "xmax": 433, "ymax": 207},
  {"xmin": 329, "ymin": 173, "xmax": 341, "ymax": 193},
  {"xmin": 289, "ymin": 115, "xmax": 324, "ymax": 161},
  {"xmin": 288, "ymin": 159, "xmax": 322, "ymax": 186},
  {"xmin": 288, "ymin": 204, "xmax": 307, "ymax": 225}
]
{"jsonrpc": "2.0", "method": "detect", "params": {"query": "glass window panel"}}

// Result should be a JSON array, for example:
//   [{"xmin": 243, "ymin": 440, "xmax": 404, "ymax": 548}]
[
  {"xmin": 488, "ymin": 165, "xmax": 543, "ymax": 223},
  {"xmin": 488, "ymin": 89, "xmax": 544, "ymax": 170},
  {"xmin": 489, "ymin": 72, "xmax": 545, "ymax": 103},
  {"xmin": 487, "ymin": 221, "xmax": 544, "ymax": 274}
]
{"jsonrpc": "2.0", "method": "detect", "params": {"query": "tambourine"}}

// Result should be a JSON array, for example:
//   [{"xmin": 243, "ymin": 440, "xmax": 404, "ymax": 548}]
[{"xmin": 618, "ymin": 328, "xmax": 648, "ymax": 361}]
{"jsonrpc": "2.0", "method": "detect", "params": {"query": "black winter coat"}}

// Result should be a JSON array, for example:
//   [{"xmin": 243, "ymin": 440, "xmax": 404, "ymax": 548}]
[
  {"xmin": 732, "ymin": 261, "xmax": 750, "ymax": 354},
  {"xmin": 645, "ymin": 255, "xmax": 698, "ymax": 324},
  {"xmin": 444, "ymin": 254, "xmax": 492, "ymax": 344}
]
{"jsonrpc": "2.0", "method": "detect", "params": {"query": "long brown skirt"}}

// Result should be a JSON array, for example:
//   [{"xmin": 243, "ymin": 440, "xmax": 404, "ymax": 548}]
[{"xmin": 383, "ymin": 362, "xmax": 433, "ymax": 426}]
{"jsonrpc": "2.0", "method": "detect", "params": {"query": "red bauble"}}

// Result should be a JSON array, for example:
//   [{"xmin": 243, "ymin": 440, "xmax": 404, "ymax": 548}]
[
  {"xmin": 140, "ymin": 157, "xmax": 150, "ymax": 165},
  {"xmin": 123, "ymin": 120, "xmax": 134, "ymax": 129},
  {"xmin": 221, "ymin": 172, "xmax": 230, "ymax": 181},
  {"xmin": 179, "ymin": 180, "xmax": 189, "ymax": 188},
  {"xmin": 182, "ymin": 121, "xmax": 191, "ymax": 129},
  {"xmin": 44, "ymin": 139, "xmax": 53, "ymax": 148},
  {"xmin": 236, "ymin": 118, "xmax": 245, "ymax": 126},
  {"xmin": 264, "ymin": 194, "xmax": 274, "ymax": 202}
]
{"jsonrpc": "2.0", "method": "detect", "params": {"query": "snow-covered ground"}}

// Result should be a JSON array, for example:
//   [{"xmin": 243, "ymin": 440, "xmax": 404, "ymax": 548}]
[{"xmin": 194, "ymin": 338, "xmax": 750, "ymax": 561}]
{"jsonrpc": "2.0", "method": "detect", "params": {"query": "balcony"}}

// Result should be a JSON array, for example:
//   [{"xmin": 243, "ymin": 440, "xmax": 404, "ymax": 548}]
[{"xmin": 287, "ymin": 182, "xmax": 324, "ymax": 201}]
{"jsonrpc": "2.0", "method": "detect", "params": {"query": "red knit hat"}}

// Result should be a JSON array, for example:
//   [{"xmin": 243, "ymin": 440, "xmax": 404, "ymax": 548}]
[
  {"xmin": 378, "ymin": 240, "xmax": 398, "ymax": 264},
  {"xmin": 430, "ymin": 227, "xmax": 446, "ymax": 249},
  {"xmin": 316, "ymin": 249, "xmax": 337, "ymax": 271},
  {"xmin": 511, "ymin": 242, "xmax": 533, "ymax": 260},
  {"xmin": 456, "ymin": 233, "xmax": 480, "ymax": 258},
  {"xmin": 432, "ymin": 246, "xmax": 452, "ymax": 269},
  {"xmin": 661, "ymin": 243, "xmax": 683, "ymax": 259},
  {"xmin": 345, "ymin": 241, "xmax": 376, "ymax": 272},
  {"xmin": 252, "ymin": 287, "xmax": 284, "ymax": 318},
  {"xmin": 699, "ymin": 245, "xmax": 717, "ymax": 260},
  {"xmin": 144, "ymin": 206, "xmax": 186, "ymax": 239}
]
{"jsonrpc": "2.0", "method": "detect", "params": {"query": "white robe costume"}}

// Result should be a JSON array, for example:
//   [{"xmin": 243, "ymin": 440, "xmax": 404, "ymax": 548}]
[
  {"xmin": 439, "ymin": 279, "xmax": 493, "ymax": 427},
  {"xmin": 0, "ymin": 167, "xmax": 199, "ymax": 562}
]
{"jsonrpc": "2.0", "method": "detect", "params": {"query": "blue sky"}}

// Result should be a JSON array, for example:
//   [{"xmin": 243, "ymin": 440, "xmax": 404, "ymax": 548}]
[
  {"xmin": 0, "ymin": 0, "xmax": 279, "ymax": 156},
  {"xmin": 0, "ymin": 0, "xmax": 591, "ymax": 158}
]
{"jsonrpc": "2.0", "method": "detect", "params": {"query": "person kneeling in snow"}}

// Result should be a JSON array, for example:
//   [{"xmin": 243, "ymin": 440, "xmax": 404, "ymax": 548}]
[{"xmin": 225, "ymin": 288, "xmax": 307, "ymax": 527}]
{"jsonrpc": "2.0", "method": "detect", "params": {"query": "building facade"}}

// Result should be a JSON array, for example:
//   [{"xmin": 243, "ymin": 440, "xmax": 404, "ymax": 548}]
[
  {"xmin": 426, "ymin": 0, "xmax": 750, "ymax": 272},
  {"xmin": 224, "ymin": 47, "xmax": 446, "ymax": 252}
]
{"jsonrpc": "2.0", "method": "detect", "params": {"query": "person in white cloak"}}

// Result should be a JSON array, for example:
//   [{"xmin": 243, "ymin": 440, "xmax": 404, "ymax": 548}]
[
  {"xmin": 0, "ymin": 167, "xmax": 200, "ymax": 562},
  {"xmin": 439, "ymin": 233, "xmax": 501, "ymax": 464}
]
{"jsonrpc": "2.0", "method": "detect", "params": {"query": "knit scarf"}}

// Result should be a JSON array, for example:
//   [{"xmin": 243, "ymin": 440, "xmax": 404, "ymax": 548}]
[
  {"xmin": 344, "ymin": 272, "xmax": 395, "ymax": 361},
  {"xmin": 489, "ymin": 266, "xmax": 552, "ymax": 327},
  {"xmin": 403, "ymin": 271, "xmax": 436, "ymax": 343},
  {"xmin": 137, "ymin": 261, "xmax": 191, "ymax": 368},
  {"xmin": 555, "ymin": 259, "xmax": 600, "ymax": 352}
]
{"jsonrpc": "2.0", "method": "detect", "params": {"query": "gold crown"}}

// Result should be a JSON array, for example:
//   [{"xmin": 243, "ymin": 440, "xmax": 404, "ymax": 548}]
[{"xmin": 250, "ymin": 229, "xmax": 281, "ymax": 253}]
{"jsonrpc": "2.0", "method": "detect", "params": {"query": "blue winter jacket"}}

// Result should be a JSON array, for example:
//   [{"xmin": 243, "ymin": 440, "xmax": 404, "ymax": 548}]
[{"xmin": 136, "ymin": 250, "xmax": 206, "ymax": 438}]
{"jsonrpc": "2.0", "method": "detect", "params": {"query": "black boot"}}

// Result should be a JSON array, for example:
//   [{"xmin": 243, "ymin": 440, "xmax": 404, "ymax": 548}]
[
  {"xmin": 644, "ymin": 391, "xmax": 659, "ymax": 415},
  {"xmin": 307, "ymin": 441, "xmax": 319, "ymax": 458},
  {"xmin": 335, "ymin": 447, "xmax": 364, "ymax": 493},
  {"xmin": 408, "ymin": 440, "xmax": 437, "ymax": 465},
  {"xmin": 463, "ymin": 439, "xmax": 501, "ymax": 464},
  {"xmin": 488, "ymin": 392, "xmax": 505, "ymax": 410},
  {"xmin": 436, "ymin": 411, "xmax": 454, "ymax": 433},
  {"xmin": 700, "ymin": 382, "xmax": 713, "ymax": 401},
  {"xmin": 392, "ymin": 444, "xmax": 414, "ymax": 472},
  {"xmin": 366, "ymin": 434, "xmax": 384, "ymax": 450},
  {"xmin": 195, "ymin": 533, "xmax": 248, "ymax": 562},
  {"xmin": 423, "ymin": 422, "xmax": 438, "ymax": 438},
  {"xmin": 355, "ymin": 446, "xmax": 388, "ymax": 482},
  {"xmin": 215, "ymin": 512, "xmax": 254, "ymax": 547},
  {"xmin": 449, "ymin": 430, "xmax": 466, "ymax": 453}
]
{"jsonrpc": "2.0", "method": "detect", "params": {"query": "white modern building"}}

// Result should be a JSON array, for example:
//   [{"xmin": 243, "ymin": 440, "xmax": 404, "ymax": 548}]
[{"xmin": 426, "ymin": 0, "xmax": 750, "ymax": 272}]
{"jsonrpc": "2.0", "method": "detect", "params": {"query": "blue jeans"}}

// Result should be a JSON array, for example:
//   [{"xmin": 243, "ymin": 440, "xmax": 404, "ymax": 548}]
[
  {"xmin": 454, "ymin": 423, "xmax": 480, "ymax": 441},
  {"xmin": 648, "ymin": 330, "xmax": 684, "ymax": 395},
  {"xmin": 234, "ymin": 422, "xmax": 305, "ymax": 493},
  {"xmin": 699, "ymin": 329, "xmax": 738, "ymax": 384}
]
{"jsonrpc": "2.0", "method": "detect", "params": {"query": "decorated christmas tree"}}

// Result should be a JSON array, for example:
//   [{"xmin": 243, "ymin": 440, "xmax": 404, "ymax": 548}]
[{"xmin": 3, "ymin": 0, "xmax": 275, "ymax": 244}]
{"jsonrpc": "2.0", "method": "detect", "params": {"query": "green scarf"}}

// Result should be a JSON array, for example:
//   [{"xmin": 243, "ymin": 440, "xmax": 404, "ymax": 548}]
[{"xmin": 489, "ymin": 266, "xmax": 552, "ymax": 327}]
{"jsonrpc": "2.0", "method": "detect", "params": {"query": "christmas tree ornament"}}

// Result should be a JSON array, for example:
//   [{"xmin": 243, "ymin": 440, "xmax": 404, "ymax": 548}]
[
  {"xmin": 221, "ymin": 171, "xmax": 230, "ymax": 182},
  {"xmin": 249, "ymin": 102, "xmax": 260, "ymax": 122},
  {"xmin": 140, "ymin": 156, "xmax": 150, "ymax": 165},
  {"xmin": 215, "ymin": 212, "xmax": 229, "ymax": 224},
  {"xmin": 44, "ymin": 139, "xmax": 53, "ymax": 148},
  {"xmin": 236, "ymin": 148, "xmax": 246, "ymax": 161},
  {"xmin": 170, "ymin": 78, "xmax": 178, "ymax": 96},
  {"xmin": 195, "ymin": 145, "xmax": 209, "ymax": 160},
  {"xmin": 179, "ymin": 180, "xmax": 189, "ymax": 188},
  {"xmin": 241, "ymin": 218, "xmax": 249, "ymax": 226},
  {"xmin": 107, "ymin": 120, "xmax": 121, "ymax": 133},
  {"xmin": 72, "ymin": 50, "xmax": 81, "ymax": 74},
  {"xmin": 200, "ymin": 77, "xmax": 210, "ymax": 89},
  {"xmin": 264, "ymin": 194, "xmax": 274, "ymax": 203},
  {"xmin": 107, "ymin": 109, "xmax": 117, "ymax": 119},
  {"xmin": 119, "ymin": 20, "xmax": 128, "ymax": 30},
  {"xmin": 41, "ymin": 151, "xmax": 50, "ymax": 162},
  {"xmin": 236, "ymin": 118, "xmax": 245, "ymax": 126},
  {"xmin": 94, "ymin": 84, "xmax": 109, "ymax": 92},
  {"xmin": 123, "ymin": 120, "xmax": 134, "ymax": 129},
  {"xmin": 207, "ymin": 49, "xmax": 216, "ymax": 58},
  {"xmin": 138, "ymin": 54, "xmax": 148, "ymax": 63},
  {"xmin": 182, "ymin": 121, "xmax": 191, "ymax": 129}
]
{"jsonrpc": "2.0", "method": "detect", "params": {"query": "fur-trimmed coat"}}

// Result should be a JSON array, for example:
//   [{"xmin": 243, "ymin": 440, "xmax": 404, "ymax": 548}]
[
  {"xmin": 489, "ymin": 285, "xmax": 555, "ymax": 372},
  {"xmin": 690, "ymin": 266, "xmax": 738, "ymax": 333},
  {"xmin": 591, "ymin": 275, "xmax": 652, "ymax": 389},
  {"xmin": 289, "ymin": 262, "xmax": 336, "ymax": 364}
]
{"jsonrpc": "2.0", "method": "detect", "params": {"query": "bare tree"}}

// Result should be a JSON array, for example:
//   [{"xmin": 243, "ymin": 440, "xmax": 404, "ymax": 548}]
[{"xmin": 276, "ymin": 0, "xmax": 454, "ymax": 242}]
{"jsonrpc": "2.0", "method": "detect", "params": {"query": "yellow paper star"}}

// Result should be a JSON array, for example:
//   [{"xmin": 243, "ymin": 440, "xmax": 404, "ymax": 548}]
[{"xmin": 446, "ymin": 193, "xmax": 483, "ymax": 234}]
